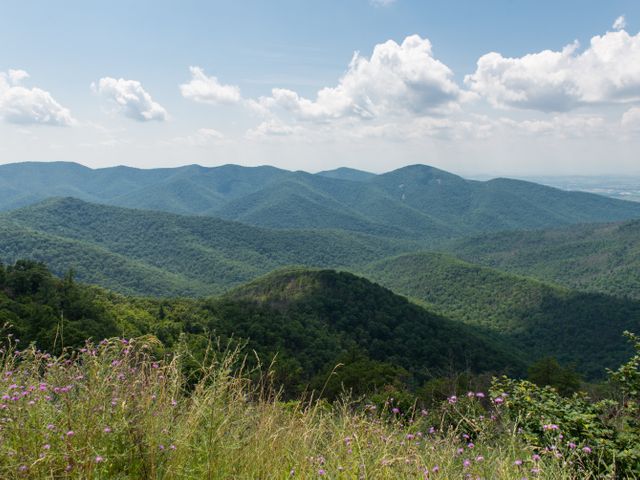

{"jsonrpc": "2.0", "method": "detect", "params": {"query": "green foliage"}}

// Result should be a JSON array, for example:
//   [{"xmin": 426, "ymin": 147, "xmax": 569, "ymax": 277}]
[
  {"xmin": 3, "ymin": 161, "xmax": 640, "ymax": 242},
  {"xmin": 490, "ymin": 334, "xmax": 640, "ymax": 478},
  {"xmin": 0, "ymin": 260, "xmax": 119, "ymax": 352},
  {"xmin": 446, "ymin": 219, "xmax": 640, "ymax": 300},
  {"xmin": 0, "ymin": 198, "xmax": 413, "ymax": 296},
  {"xmin": 361, "ymin": 252, "xmax": 639, "ymax": 378},
  {"xmin": 528, "ymin": 357, "xmax": 581, "ymax": 396},
  {"xmin": 0, "ymin": 338, "xmax": 579, "ymax": 480}
]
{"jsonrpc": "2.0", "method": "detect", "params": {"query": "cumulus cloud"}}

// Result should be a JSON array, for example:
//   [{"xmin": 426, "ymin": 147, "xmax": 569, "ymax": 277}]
[
  {"xmin": 613, "ymin": 15, "xmax": 626, "ymax": 31},
  {"xmin": 465, "ymin": 29, "xmax": 640, "ymax": 111},
  {"xmin": 257, "ymin": 35, "xmax": 467, "ymax": 123},
  {"xmin": 0, "ymin": 69, "xmax": 74, "ymax": 126},
  {"xmin": 93, "ymin": 77, "xmax": 167, "ymax": 121},
  {"xmin": 180, "ymin": 66, "xmax": 241, "ymax": 105}
]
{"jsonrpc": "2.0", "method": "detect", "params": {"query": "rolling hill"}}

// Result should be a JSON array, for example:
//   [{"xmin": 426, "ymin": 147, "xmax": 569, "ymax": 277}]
[
  {"xmin": 0, "ymin": 260, "xmax": 523, "ymax": 397},
  {"xmin": 444, "ymin": 220, "xmax": 640, "ymax": 300},
  {"xmin": 360, "ymin": 252, "xmax": 639, "ymax": 378},
  {"xmin": 2, "ymin": 162, "xmax": 640, "ymax": 241},
  {"xmin": 211, "ymin": 268, "xmax": 525, "ymax": 392},
  {"xmin": 0, "ymin": 197, "xmax": 415, "ymax": 296}
]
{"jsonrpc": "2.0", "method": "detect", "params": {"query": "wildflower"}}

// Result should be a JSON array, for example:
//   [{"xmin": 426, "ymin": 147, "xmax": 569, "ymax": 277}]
[
  {"xmin": 406, "ymin": 433, "xmax": 415, "ymax": 440},
  {"xmin": 493, "ymin": 397, "xmax": 504, "ymax": 404},
  {"xmin": 432, "ymin": 465, "xmax": 440, "ymax": 472},
  {"xmin": 169, "ymin": 444, "xmax": 176, "ymax": 450},
  {"xmin": 66, "ymin": 430, "xmax": 74, "ymax": 437},
  {"xmin": 18, "ymin": 465, "xmax": 28, "ymax": 472},
  {"xmin": 46, "ymin": 424, "xmax": 55, "ymax": 430},
  {"xmin": 463, "ymin": 459, "xmax": 471, "ymax": 468},
  {"xmin": 95, "ymin": 455, "xmax": 104, "ymax": 463},
  {"xmin": 475, "ymin": 392, "xmax": 485, "ymax": 398},
  {"xmin": 43, "ymin": 444, "xmax": 50, "ymax": 450},
  {"xmin": 476, "ymin": 455, "xmax": 484, "ymax": 462},
  {"xmin": 467, "ymin": 442, "xmax": 475, "ymax": 449},
  {"xmin": 391, "ymin": 407, "xmax": 400, "ymax": 414},
  {"xmin": 421, "ymin": 409, "xmax": 428, "ymax": 416},
  {"xmin": 103, "ymin": 426, "xmax": 112, "ymax": 433},
  {"xmin": 568, "ymin": 442, "xmax": 576, "ymax": 449},
  {"xmin": 448, "ymin": 395, "xmax": 458, "ymax": 404},
  {"xmin": 514, "ymin": 459, "xmax": 523, "ymax": 466},
  {"xmin": 467, "ymin": 391, "xmax": 475, "ymax": 398},
  {"xmin": 582, "ymin": 446, "xmax": 592, "ymax": 454},
  {"xmin": 532, "ymin": 454, "xmax": 540, "ymax": 462},
  {"xmin": 152, "ymin": 362, "xmax": 159, "ymax": 369},
  {"xmin": 318, "ymin": 469, "xmax": 326, "ymax": 475},
  {"xmin": 457, "ymin": 448, "xmax": 464, "ymax": 455}
]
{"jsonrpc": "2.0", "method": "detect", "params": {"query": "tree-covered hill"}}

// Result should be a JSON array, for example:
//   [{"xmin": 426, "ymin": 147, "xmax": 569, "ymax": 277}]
[
  {"xmin": 211, "ymin": 268, "xmax": 524, "ymax": 392},
  {"xmin": 2, "ymin": 161, "xmax": 640, "ymax": 241},
  {"xmin": 0, "ymin": 260, "xmax": 523, "ymax": 396},
  {"xmin": 0, "ymin": 198, "xmax": 415, "ymax": 296},
  {"xmin": 360, "ymin": 252, "xmax": 639, "ymax": 378},
  {"xmin": 444, "ymin": 220, "xmax": 640, "ymax": 300}
]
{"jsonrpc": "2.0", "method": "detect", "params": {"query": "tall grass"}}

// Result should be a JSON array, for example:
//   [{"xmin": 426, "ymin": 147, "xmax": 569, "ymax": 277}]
[{"xmin": 0, "ymin": 337, "xmax": 587, "ymax": 479}]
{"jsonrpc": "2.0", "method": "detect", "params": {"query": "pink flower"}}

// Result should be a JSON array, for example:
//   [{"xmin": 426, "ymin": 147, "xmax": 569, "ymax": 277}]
[
  {"xmin": 582, "ymin": 446, "xmax": 592, "ymax": 454},
  {"xmin": 95, "ymin": 455, "xmax": 104, "ymax": 463},
  {"xmin": 66, "ymin": 430, "xmax": 74, "ymax": 437}
]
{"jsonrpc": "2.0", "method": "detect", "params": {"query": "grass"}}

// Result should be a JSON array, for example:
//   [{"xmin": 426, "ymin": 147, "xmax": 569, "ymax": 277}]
[{"xmin": 0, "ymin": 337, "xmax": 595, "ymax": 479}]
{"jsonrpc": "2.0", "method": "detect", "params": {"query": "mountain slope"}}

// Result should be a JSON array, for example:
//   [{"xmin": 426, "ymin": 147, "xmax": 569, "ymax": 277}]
[
  {"xmin": 213, "ymin": 268, "xmax": 524, "ymax": 390},
  {"xmin": 444, "ymin": 220, "xmax": 640, "ymax": 300},
  {"xmin": 360, "ymin": 252, "xmax": 639, "ymax": 378},
  {"xmin": 3, "ymin": 162, "xmax": 640, "ymax": 242},
  {"xmin": 0, "ymin": 198, "xmax": 414, "ymax": 296}
]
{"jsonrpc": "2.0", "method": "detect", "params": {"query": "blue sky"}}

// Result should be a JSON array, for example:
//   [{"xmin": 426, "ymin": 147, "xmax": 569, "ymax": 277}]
[{"xmin": 1, "ymin": 0, "xmax": 639, "ymax": 175}]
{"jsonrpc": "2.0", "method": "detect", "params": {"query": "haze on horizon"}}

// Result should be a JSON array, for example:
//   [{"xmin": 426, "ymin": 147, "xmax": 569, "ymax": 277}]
[{"xmin": 1, "ymin": 0, "xmax": 640, "ymax": 177}]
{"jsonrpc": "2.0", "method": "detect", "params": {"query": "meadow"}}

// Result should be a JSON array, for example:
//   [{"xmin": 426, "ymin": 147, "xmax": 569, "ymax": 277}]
[{"xmin": 1, "ymin": 334, "xmax": 637, "ymax": 479}]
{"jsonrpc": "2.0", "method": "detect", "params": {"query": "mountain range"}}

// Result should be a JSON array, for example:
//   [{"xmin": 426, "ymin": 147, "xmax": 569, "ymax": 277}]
[
  {"xmin": 3, "ymin": 161, "xmax": 640, "ymax": 242},
  {"xmin": 1, "ymin": 160, "xmax": 640, "ymax": 381}
]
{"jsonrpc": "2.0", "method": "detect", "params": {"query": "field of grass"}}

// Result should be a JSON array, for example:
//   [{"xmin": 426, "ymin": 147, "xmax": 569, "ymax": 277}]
[{"xmin": 0, "ymin": 336, "xmax": 616, "ymax": 479}]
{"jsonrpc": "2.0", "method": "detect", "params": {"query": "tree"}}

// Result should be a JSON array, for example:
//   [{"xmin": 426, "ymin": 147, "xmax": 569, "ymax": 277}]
[{"xmin": 528, "ymin": 357, "xmax": 581, "ymax": 396}]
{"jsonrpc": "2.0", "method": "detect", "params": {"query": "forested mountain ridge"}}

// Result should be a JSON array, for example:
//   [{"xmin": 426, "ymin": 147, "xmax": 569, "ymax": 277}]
[
  {"xmin": 360, "ymin": 252, "xmax": 639, "ymax": 378},
  {"xmin": 444, "ymin": 219, "xmax": 640, "ymax": 300},
  {"xmin": 3, "ymin": 161, "xmax": 640, "ymax": 240},
  {"xmin": 0, "ymin": 260, "xmax": 524, "ymax": 396},
  {"xmin": 0, "ymin": 197, "xmax": 415, "ymax": 296}
]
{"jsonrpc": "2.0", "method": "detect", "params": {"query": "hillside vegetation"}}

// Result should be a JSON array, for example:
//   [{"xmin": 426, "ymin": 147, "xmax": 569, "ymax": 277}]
[
  {"xmin": 3, "ymin": 162, "xmax": 640, "ymax": 241},
  {"xmin": 361, "ymin": 252, "xmax": 639, "ymax": 378},
  {"xmin": 0, "ymin": 261, "xmax": 522, "ymax": 397},
  {"xmin": 0, "ymin": 198, "xmax": 414, "ymax": 296},
  {"xmin": 5, "ymin": 336, "xmax": 635, "ymax": 479},
  {"xmin": 445, "ymin": 220, "xmax": 640, "ymax": 299}
]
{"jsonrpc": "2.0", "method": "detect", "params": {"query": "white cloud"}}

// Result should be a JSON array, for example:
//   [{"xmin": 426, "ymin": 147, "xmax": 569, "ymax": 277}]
[
  {"xmin": 0, "ymin": 69, "xmax": 74, "ymax": 126},
  {"xmin": 613, "ymin": 15, "xmax": 626, "ymax": 31},
  {"xmin": 166, "ymin": 128, "xmax": 226, "ymax": 147},
  {"xmin": 465, "ymin": 29, "xmax": 640, "ymax": 111},
  {"xmin": 499, "ymin": 114, "xmax": 607, "ymax": 138},
  {"xmin": 245, "ymin": 120, "xmax": 303, "ymax": 140},
  {"xmin": 93, "ymin": 77, "xmax": 167, "ymax": 122},
  {"xmin": 180, "ymin": 66, "xmax": 241, "ymax": 105},
  {"xmin": 257, "ymin": 35, "xmax": 467, "ymax": 123}
]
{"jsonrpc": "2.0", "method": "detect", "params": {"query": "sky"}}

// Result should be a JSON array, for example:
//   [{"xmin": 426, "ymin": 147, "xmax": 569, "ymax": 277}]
[{"xmin": 1, "ymin": 0, "xmax": 640, "ymax": 176}]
